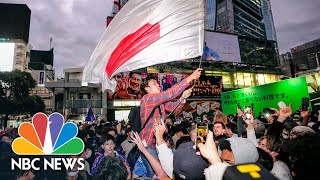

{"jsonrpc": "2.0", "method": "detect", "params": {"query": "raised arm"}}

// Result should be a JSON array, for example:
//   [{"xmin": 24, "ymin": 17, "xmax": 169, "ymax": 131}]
[
  {"xmin": 155, "ymin": 119, "xmax": 174, "ymax": 178},
  {"xmin": 164, "ymin": 88, "xmax": 193, "ymax": 114},
  {"xmin": 245, "ymin": 114, "xmax": 258, "ymax": 147},
  {"xmin": 236, "ymin": 108, "xmax": 246, "ymax": 136},
  {"xmin": 143, "ymin": 68, "xmax": 202, "ymax": 106},
  {"xmin": 198, "ymin": 131, "xmax": 229, "ymax": 180}
]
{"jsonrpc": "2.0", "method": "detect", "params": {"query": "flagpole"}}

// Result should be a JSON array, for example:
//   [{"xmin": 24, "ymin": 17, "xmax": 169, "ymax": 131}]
[
  {"xmin": 199, "ymin": 0, "xmax": 206, "ymax": 68},
  {"xmin": 50, "ymin": 37, "xmax": 52, "ymax": 49}
]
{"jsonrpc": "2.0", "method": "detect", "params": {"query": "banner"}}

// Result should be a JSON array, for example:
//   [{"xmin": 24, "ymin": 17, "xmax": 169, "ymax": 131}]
[
  {"xmin": 221, "ymin": 77, "xmax": 310, "ymax": 117},
  {"xmin": 190, "ymin": 76, "xmax": 223, "ymax": 98},
  {"xmin": 175, "ymin": 100, "xmax": 221, "ymax": 122},
  {"xmin": 107, "ymin": 72, "xmax": 189, "ymax": 100},
  {"xmin": 203, "ymin": 31, "xmax": 241, "ymax": 62}
]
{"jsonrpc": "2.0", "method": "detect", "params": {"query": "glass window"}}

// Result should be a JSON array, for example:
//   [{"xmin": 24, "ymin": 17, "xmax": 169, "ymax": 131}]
[
  {"xmin": 234, "ymin": 72, "xmax": 254, "ymax": 88},
  {"xmin": 256, "ymin": 74, "xmax": 279, "ymax": 85}
]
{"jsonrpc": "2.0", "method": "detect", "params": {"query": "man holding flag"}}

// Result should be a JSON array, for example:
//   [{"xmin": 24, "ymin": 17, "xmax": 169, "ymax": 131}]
[
  {"xmin": 137, "ymin": 68, "xmax": 202, "ymax": 177},
  {"xmin": 82, "ymin": 0, "xmax": 205, "ymax": 177}
]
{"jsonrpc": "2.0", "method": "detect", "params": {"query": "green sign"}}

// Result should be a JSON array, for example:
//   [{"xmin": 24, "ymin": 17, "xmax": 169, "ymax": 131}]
[{"xmin": 221, "ymin": 77, "xmax": 310, "ymax": 116}]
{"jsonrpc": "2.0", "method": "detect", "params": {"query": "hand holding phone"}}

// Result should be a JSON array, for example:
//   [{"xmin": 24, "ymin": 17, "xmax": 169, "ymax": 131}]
[{"xmin": 196, "ymin": 123, "xmax": 208, "ymax": 151}]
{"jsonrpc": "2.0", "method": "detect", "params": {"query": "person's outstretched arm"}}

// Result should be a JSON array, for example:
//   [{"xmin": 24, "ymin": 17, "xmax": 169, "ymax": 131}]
[
  {"xmin": 163, "ymin": 88, "xmax": 193, "ymax": 116},
  {"xmin": 198, "ymin": 131, "xmax": 230, "ymax": 180},
  {"xmin": 155, "ymin": 119, "xmax": 174, "ymax": 178},
  {"xmin": 142, "ymin": 68, "xmax": 202, "ymax": 106}
]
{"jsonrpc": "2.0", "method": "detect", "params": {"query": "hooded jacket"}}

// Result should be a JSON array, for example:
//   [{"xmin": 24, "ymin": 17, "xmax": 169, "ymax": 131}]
[{"xmin": 227, "ymin": 137, "xmax": 259, "ymax": 164}]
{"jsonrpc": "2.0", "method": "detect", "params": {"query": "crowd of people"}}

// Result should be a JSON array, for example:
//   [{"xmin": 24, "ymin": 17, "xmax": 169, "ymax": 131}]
[{"xmin": 1, "ymin": 68, "xmax": 320, "ymax": 180}]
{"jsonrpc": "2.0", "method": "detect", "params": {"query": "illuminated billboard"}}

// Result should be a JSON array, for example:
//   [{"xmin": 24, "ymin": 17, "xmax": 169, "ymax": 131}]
[
  {"xmin": 0, "ymin": 42, "xmax": 15, "ymax": 71},
  {"xmin": 0, "ymin": 3, "xmax": 31, "ymax": 43},
  {"xmin": 204, "ymin": 31, "xmax": 241, "ymax": 63},
  {"xmin": 221, "ymin": 77, "xmax": 310, "ymax": 117}
]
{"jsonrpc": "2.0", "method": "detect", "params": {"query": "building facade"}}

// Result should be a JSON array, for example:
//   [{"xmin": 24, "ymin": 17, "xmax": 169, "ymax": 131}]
[
  {"xmin": 205, "ymin": 0, "xmax": 217, "ymax": 31},
  {"xmin": 28, "ymin": 49, "xmax": 56, "ymax": 114},
  {"xmin": 0, "ymin": 3, "xmax": 31, "ymax": 43},
  {"xmin": 45, "ymin": 68, "xmax": 105, "ymax": 119},
  {"xmin": 279, "ymin": 52, "xmax": 293, "ymax": 78},
  {"xmin": 291, "ymin": 38, "xmax": 320, "ymax": 71},
  {"xmin": 216, "ymin": 0, "xmax": 266, "ymax": 39},
  {"xmin": 0, "ymin": 3, "xmax": 32, "ymax": 72},
  {"xmin": 214, "ymin": 0, "xmax": 278, "ymax": 66},
  {"xmin": 0, "ymin": 39, "xmax": 31, "ymax": 72}
]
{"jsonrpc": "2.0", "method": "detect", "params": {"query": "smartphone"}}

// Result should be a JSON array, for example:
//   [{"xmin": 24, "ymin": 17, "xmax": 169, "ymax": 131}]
[
  {"xmin": 196, "ymin": 123, "xmax": 208, "ymax": 151},
  {"xmin": 264, "ymin": 113, "xmax": 270, "ymax": 119},
  {"xmin": 301, "ymin": 98, "xmax": 309, "ymax": 111}
]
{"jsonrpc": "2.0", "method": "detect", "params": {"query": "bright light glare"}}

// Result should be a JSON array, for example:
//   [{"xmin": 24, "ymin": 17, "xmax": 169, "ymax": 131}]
[
  {"xmin": 0, "ymin": 43, "xmax": 15, "ymax": 71},
  {"xmin": 115, "ymin": 110, "xmax": 130, "ymax": 122}
]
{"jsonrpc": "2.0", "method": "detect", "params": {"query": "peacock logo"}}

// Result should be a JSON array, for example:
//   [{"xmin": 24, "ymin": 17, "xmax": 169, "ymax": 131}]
[{"xmin": 12, "ymin": 112, "xmax": 84, "ymax": 155}]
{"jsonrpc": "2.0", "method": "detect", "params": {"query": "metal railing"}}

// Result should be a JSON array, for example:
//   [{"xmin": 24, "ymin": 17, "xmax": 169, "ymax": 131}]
[{"xmin": 66, "ymin": 99, "xmax": 102, "ymax": 108}]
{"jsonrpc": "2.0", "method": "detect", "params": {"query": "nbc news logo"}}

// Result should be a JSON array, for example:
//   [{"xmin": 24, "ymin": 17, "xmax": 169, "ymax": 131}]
[{"xmin": 11, "ymin": 113, "xmax": 85, "ymax": 170}]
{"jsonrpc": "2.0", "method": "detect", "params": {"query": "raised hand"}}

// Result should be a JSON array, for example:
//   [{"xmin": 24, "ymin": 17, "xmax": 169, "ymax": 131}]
[
  {"xmin": 154, "ymin": 119, "xmax": 166, "ymax": 137},
  {"xmin": 181, "ymin": 88, "xmax": 193, "ymax": 99},
  {"xmin": 154, "ymin": 119, "xmax": 167, "ymax": 145},
  {"xmin": 300, "ymin": 107, "xmax": 310, "ymax": 118},
  {"xmin": 269, "ymin": 108, "xmax": 280, "ymax": 117},
  {"xmin": 278, "ymin": 104, "xmax": 292, "ymax": 122},
  {"xmin": 237, "ymin": 108, "xmax": 243, "ymax": 117},
  {"xmin": 131, "ymin": 132, "xmax": 146, "ymax": 152},
  {"xmin": 186, "ymin": 68, "xmax": 202, "ymax": 83},
  {"xmin": 197, "ymin": 131, "xmax": 221, "ymax": 165}
]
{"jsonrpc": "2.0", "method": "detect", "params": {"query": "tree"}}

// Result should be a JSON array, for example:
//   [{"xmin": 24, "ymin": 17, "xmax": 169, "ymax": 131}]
[{"xmin": 0, "ymin": 70, "xmax": 44, "ymax": 127}]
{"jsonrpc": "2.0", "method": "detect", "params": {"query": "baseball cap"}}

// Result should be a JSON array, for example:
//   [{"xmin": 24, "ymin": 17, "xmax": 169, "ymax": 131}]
[{"xmin": 173, "ymin": 142, "xmax": 208, "ymax": 180}]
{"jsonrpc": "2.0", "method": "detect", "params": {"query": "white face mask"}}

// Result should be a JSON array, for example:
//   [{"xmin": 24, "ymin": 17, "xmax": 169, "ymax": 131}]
[{"xmin": 85, "ymin": 149, "xmax": 92, "ymax": 159}]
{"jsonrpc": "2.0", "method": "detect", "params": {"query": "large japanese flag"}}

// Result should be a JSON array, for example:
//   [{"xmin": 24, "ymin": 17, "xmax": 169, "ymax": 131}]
[{"xmin": 83, "ymin": 0, "xmax": 205, "ymax": 91}]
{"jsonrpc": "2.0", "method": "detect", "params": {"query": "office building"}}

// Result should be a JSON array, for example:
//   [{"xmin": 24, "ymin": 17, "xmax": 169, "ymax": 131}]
[
  {"xmin": 260, "ymin": 0, "xmax": 277, "ymax": 41},
  {"xmin": 214, "ymin": 0, "xmax": 278, "ymax": 66},
  {"xmin": 0, "ymin": 3, "xmax": 31, "ymax": 43},
  {"xmin": 291, "ymin": 38, "xmax": 320, "ymax": 71},
  {"xmin": 205, "ymin": 0, "xmax": 217, "ymax": 31}
]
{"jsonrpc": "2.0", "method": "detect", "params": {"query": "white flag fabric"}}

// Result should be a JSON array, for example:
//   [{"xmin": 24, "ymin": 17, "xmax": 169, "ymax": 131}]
[{"xmin": 83, "ymin": 0, "xmax": 205, "ymax": 92}]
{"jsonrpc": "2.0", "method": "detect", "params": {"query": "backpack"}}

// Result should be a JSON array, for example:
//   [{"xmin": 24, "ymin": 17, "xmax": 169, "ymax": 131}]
[
  {"xmin": 128, "ymin": 105, "xmax": 160, "ymax": 133},
  {"xmin": 128, "ymin": 106, "xmax": 142, "ymax": 133}
]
